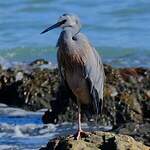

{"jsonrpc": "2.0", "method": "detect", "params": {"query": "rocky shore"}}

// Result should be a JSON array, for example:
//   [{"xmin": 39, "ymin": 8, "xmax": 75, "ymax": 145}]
[
  {"xmin": 40, "ymin": 131, "xmax": 149, "ymax": 150},
  {"xmin": 0, "ymin": 59, "xmax": 149, "ymax": 148}
]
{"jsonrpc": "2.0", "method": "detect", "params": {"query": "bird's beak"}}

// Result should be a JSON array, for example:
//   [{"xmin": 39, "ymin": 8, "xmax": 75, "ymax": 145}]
[{"xmin": 40, "ymin": 20, "xmax": 66, "ymax": 34}]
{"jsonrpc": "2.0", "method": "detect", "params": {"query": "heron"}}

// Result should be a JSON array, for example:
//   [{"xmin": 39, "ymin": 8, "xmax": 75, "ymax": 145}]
[{"xmin": 41, "ymin": 13, "xmax": 105, "ymax": 140}]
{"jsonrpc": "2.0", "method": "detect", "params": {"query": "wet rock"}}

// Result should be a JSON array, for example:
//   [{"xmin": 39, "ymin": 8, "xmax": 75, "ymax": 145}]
[
  {"xmin": 29, "ymin": 59, "xmax": 49, "ymax": 66},
  {"xmin": 0, "ymin": 61, "xmax": 59, "ymax": 110},
  {"xmin": 17, "ymin": 68, "xmax": 59, "ymax": 111},
  {"xmin": 42, "ymin": 109, "xmax": 58, "ymax": 124},
  {"xmin": 43, "ymin": 65, "xmax": 150, "ymax": 146},
  {"xmin": 0, "ymin": 67, "xmax": 24, "ymax": 106},
  {"xmin": 1, "ymin": 60, "xmax": 149, "ymax": 149},
  {"xmin": 114, "ymin": 122, "xmax": 150, "ymax": 146},
  {"xmin": 0, "ymin": 60, "xmax": 149, "ymax": 127},
  {"xmin": 101, "ymin": 65, "xmax": 150, "ymax": 126},
  {"xmin": 40, "ymin": 131, "xmax": 150, "ymax": 150}
]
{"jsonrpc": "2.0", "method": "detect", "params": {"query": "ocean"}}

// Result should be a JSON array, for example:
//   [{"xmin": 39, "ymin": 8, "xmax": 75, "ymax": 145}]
[
  {"xmin": 0, "ymin": 103, "xmax": 112, "ymax": 150},
  {"xmin": 0, "ymin": 0, "xmax": 150, "ymax": 68}
]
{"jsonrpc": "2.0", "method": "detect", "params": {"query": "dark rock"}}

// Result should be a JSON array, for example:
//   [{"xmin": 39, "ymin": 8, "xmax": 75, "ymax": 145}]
[
  {"xmin": 49, "ymin": 65, "xmax": 149, "ymax": 126},
  {"xmin": 0, "ymin": 63, "xmax": 59, "ymax": 111},
  {"xmin": 0, "ymin": 60, "xmax": 149, "ymax": 127},
  {"xmin": 114, "ymin": 122, "xmax": 150, "ymax": 146},
  {"xmin": 17, "ymin": 68, "xmax": 59, "ymax": 111},
  {"xmin": 0, "ymin": 60, "xmax": 150, "ymax": 148},
  {"xmin": 42, "ymin": 110, "xmax": 58, "ymax": 124},
  {"xmin": 29, "ymin": 59, "xmax": 49, "ymax": 66}
]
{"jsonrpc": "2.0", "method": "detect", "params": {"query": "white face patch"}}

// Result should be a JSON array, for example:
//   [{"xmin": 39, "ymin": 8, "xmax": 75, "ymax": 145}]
[{"xmin": 58, "ymin": 15, "xmax": 77, "ymax": 28}]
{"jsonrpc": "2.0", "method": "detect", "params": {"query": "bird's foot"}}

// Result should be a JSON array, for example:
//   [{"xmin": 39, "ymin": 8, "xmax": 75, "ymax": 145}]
[
  {"xmin": 67, "ymin": 130, "xmax": 89, "ymax": 140},
  {"xmin": 74, "ymin": 130, "xmax": 89, "ymax": 140}
]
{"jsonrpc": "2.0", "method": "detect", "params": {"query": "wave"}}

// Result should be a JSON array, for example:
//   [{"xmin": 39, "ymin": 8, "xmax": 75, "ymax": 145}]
[
  {"xmin": 0, "ymin": 104, "xmax": 112, "ymax": 149},
  {"xmin": 0, "ymin": 47, "xmax": 150, "ymax": 68},
  {"xmin": 0, "ymin": 122, "xmax": 112, "ymax": 150}
]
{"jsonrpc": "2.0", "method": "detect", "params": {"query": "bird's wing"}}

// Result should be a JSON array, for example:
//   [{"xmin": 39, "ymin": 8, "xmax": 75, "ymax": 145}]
[
  {"xmin": 86, "ymin": 47, "xmax": 105, "ymax": 114},
  {"xmin": 57, "ymin": 49, "xmax": 77, "ymax": 99},
  {"xmin": 77, "ymin": 33, "xmax": 105, "ymax": 114}
]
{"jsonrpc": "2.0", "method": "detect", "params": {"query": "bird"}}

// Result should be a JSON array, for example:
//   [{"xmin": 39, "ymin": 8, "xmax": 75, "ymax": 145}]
[{"xmin": 41, "ymin": 13, "xmax": 105, "ymax": 140}]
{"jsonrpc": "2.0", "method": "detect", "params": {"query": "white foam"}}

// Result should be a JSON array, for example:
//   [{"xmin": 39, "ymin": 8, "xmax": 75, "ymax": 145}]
[
  {"xmin": 0, "ymin": 145, "xmax": 18, "ymax": 150},
  {"xmin": 0, "ymin": 103, "xmax": 7, "ymax": 107},
  {"xmin": 0, "ymin": 121, "xmax": 112, "ymax": 138},
  {"xmin": 0, "ymin": 123, "xmax": 57, "ymax": 138},
  {"xmin": 0, "ymin": 104, "xmax": 112, "ymax": 149},
  {"xmin": 14, "ymin": 126, "xmax": 24, "ymax": 137},
  {"xmin": 0, "ymin": 56, "xmax": 11, "ymax": 70},
  {"xmin": 15, "ymin": 72, "xmax": 24, "ymax": 81},
  {"xmin": 0, "ymin": 103, "xmax": 44, "ymax": 116}
]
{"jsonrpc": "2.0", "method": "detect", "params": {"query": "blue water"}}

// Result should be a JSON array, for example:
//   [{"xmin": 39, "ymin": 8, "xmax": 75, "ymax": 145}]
[
  {"xmin": 0, "ymin": 1, "xmax": 150, "ymax": 67},
  {"xmin": 0, "ymin": 104, "xmax": 112, "ymax": 150},
  {"xmin": 0, "ymin": 115, "xmax": 42, "ymax": 125}
]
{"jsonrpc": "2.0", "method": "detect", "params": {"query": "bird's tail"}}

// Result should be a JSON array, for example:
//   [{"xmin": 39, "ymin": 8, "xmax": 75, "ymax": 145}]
[{"xmin": 91, "ymin": 88, "xmax": 101, "ymax": 114}]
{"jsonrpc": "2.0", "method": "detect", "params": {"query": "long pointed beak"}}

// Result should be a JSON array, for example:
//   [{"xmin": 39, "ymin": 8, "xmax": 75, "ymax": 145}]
[{"xmin": 40, "ymin": 20, "xmax": 66, "ymax": 34}]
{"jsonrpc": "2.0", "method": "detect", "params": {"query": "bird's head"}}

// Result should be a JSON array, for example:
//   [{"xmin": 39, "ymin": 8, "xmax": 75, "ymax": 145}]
[{"xmin": 41, "ymin": 13, "xmax": 81, "ymax": 34}]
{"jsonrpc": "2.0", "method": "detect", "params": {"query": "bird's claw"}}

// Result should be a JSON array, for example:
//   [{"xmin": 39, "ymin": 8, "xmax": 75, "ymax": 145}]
[{"xmin": 67, "ymin": 130, "xmax": 89, "ymax": 140}]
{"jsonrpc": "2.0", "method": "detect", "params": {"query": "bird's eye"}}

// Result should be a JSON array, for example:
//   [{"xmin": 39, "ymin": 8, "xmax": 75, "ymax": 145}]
[
  {"xmin": 63, "ymin": 19, "xmax": 67, "ymax": 23},
  {"xmin": 72, "ymin": 36, "xmax": 77, "ymax": 41}
]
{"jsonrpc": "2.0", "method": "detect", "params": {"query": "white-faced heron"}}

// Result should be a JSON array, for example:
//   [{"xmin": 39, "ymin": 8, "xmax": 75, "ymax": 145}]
[{"xmin": 41, "ymin": 13, "xmax": 105, "ymax": 139}]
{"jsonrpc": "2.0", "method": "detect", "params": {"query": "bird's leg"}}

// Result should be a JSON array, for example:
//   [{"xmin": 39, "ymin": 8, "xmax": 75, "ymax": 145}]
[
  {"xmin": 74, "ymin": 103, "xmax": 89, "ymax": 140},
  {"xmin": 68, "ymin": 103, "xmax": 82, "ymax": 140},
  {"xmin": 76, "ymin": 103, "xmax": 82, "ymax": 140}
]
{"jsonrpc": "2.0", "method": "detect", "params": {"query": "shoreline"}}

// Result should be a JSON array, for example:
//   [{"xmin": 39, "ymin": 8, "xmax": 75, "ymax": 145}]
[{"xmin": 0, "ymin": 59, "xmax": 150, "ymax": 147}]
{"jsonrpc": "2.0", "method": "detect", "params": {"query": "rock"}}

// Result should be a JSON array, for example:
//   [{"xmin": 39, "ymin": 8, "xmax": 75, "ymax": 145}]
[
  {"xmin": 42, "ymin": 110, "xmax": 58, "ymax": 124},
  {"xmin": 0, "ymin": 62, "xmax": 59, "ymax": 111},
  {"xmin": 0, "ymin": 60, "xmax": 149, "ymax": 126},
  {"xmin": 114, "ymin": 122, "xmax": 150, "ymax": 146},
  {"xmin": 29, "ymin": 59, "xmax": 49, "ymax": 66},
  {"xmin": 17, "ymin": 68, "xmax": 59, "ymax": 111},
  {"xmin": 0, "ymin": 60, "xmax": 150, "ymax": 148},
  {"xmin": 40, "ymin": 131, "xmax": 150, "ymax": 150}
]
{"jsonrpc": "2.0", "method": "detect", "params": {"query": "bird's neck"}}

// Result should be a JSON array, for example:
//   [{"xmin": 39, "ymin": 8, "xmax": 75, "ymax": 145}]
[
  {"xmin": 57, "ymin": 26, "xmax": 80, "ymax": 48},
  {"xmin": 63, "ymin": 26, "xmax": 80, "ymax": 40}
]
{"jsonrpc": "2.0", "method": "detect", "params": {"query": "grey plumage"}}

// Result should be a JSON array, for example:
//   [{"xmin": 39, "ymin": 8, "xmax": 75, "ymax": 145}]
[{"xmin": 41, "ymin": 13, "xmax": 105, "ymax": 139}]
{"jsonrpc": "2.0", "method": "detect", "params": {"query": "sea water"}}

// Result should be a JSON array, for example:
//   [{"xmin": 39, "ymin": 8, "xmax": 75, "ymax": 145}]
[
  {"xmin": 0, "ymin": 103, "xmax": 112, "ymax": 150},
  {"xmin": 0, "ymin": 0, "xmax": 150, "ymax": 68}
]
